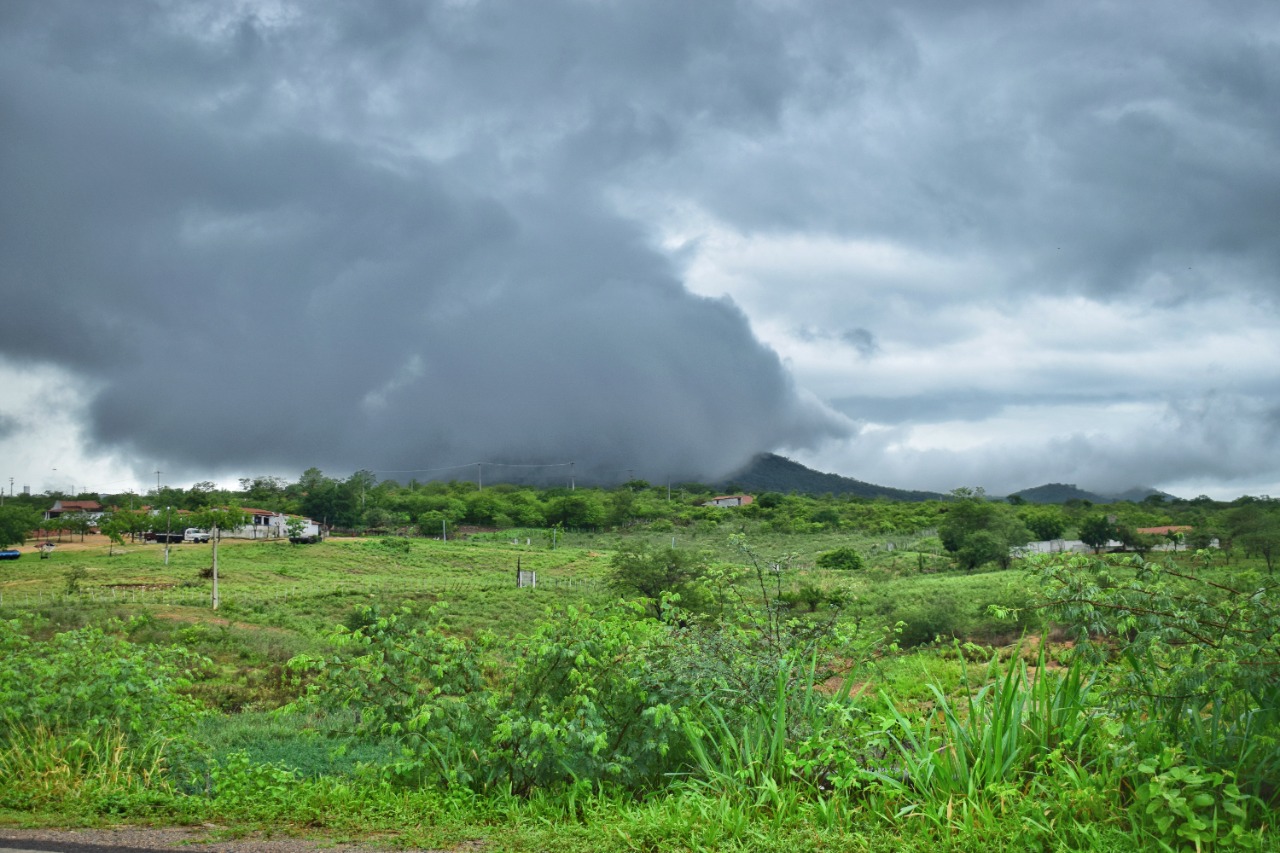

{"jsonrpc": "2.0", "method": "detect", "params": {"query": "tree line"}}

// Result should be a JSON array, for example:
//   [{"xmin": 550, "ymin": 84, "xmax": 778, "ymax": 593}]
[{"xmin": 2, "ymin": 472, "xmax": 1278, "ymax": 573}]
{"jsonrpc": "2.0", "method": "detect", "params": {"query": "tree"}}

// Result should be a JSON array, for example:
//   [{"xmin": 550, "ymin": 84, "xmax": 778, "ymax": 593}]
[
  {"xmin": 58, "ymin": 510, "xmax": 94, "ymax": 542},
  {"xmin": 285, "ymin": 517, "xmax": 307, "ymax": 542},
  {"xmin": 1020, "ymin": 506, "xmax": 1067, "ymax": 541},
  {"xmin": 956, "ymin": 529, "xmax": 1011, "ymax": 570},
  {"xmin": 1237, "ymin": 516, "xmax": 1280, "ymax": 575},
  {"xmin": 0, "ymin": 506, "xmax": 39, "ymax": 549},
  {"xmin": 939, "ymin": 488, "xmax": 1031, "ymax": 570},
  {"xmin": 1226, "ymin": 503, "xmax": 1280, "ymax": 574},
  {"xmin": 547, "ymin": 492, "xmax": 606, "ymax": 529},
  {"xmin": 1115, "ymin": 524, "xmax": 1159, "ymax": 557},
  {"xmin": 1078, "ymin": 514, "xmax": 1117, "ymax": 553},
  {"xmin": 607, "ymin": 544, "xmax": 710, "ymax": 617},
  {"xmin": 99, "ymin": 512, "xmax": 129, "ymax": 556}
]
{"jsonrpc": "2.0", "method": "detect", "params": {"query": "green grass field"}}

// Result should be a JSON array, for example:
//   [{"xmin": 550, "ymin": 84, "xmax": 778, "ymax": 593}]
[{"xmin": 2, "ymin": 532, "xmax": 1276, "ymax": 851}]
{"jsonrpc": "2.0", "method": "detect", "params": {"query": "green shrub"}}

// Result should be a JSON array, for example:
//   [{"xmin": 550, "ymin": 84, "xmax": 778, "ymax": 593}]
[
  {"xmin": 894, "ymin": 594, "xmax": 962, "ymax": 647},
  {"xmin": 1032, "ymin": 552, "xmax": 1280, "ymax": 804},
  {"xmin": 816, "ymin": 547, "xmax": 863, "ymax": 572},
  {"xmin": 0, "ymin": 618, "xmax": 207, "ymax": 747},
  {"xmin": 292, "ymin": 603, "xmax": 690, "ymax": 794}
]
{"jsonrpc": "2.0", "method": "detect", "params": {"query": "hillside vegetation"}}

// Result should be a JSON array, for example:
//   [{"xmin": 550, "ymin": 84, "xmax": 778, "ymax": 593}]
[{"xmin": 2, "ymin": 478, "xmax": 1278, "ymax": 851}]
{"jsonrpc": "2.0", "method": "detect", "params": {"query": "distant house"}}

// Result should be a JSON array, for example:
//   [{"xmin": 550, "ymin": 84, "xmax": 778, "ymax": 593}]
[
  {"xmin": 226, "ymin": 508, "xmax": 322, "ymax": 540},
  {"xmin": 1136, "ymin": 525, "xmax": 1197, "ymax": 551},
  {"xmin": 703, "ymin": 494, "xmax": 755, "ymax": 508},
  {"xmin": 43, "ymin": 500, "xmax": 103, "ymax": 522}
]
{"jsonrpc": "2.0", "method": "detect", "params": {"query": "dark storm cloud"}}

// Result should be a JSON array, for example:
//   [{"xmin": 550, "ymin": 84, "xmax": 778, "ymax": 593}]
[
  {"xmin": 671, "ymin": 0, "xmax": 1280, "ymax": 304},
  {"xmin": 0, "ymin": 0, "xmax": 854, "ymax": 484},
  {"xmin": 5, "ymin": 0, "xmax": 1280, "ymax": 495}
]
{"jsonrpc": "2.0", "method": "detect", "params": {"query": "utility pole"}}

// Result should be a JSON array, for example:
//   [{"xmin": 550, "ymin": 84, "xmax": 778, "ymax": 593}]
[
  {"xmin": 477, "ymin": 462, "xmax": 482, "ymax": 491},
  {"xmin": 155, "ymin": 470, "xmax": 163, "ymax": 492},
  {"xmin": 570, "ymin": 462, "xmax": 575, "ymax": 491}
]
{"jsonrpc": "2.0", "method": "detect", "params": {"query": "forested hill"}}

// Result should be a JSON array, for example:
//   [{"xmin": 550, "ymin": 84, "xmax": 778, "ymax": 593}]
[
  {"xmin": 717, "ymin": 453, "xmax": 945, "ymax": 501},
  {"xmin": 1008, "ymin": 483, "xmax": 1175, "ymax": 504}
]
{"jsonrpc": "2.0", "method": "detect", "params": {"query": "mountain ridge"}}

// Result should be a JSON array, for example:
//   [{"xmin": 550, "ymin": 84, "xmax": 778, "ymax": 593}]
[
  {"xmin": 715, "ymin": 453, "xmax": 945, "ymax": 501},
  {"xmin": 716, "ymin": 455, "xmax": 1177, "ymax": 504}
]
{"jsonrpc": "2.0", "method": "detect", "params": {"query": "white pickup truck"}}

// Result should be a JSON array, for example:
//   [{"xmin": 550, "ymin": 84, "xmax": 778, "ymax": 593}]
[{"xmin": 183, "ymin": 528, "xmax": 211, "ymax": 543}]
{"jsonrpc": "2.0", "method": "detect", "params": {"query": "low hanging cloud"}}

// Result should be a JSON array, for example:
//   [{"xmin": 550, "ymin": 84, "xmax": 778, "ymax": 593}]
[{"xmin": 0, "ymin": 0, "xmax": 851, "ymax": 485}]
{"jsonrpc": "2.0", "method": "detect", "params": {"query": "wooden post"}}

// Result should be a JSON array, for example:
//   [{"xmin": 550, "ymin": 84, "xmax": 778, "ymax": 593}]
[{"xmin": 212, "ymin": 524, "xmax": 220, "ymax": 610}]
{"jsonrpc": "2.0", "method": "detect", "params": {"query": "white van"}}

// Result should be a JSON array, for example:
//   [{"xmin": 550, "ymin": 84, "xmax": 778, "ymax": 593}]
[{"xmin": 183, "ymin": 528, "xmax": 211, "ymax": 543}]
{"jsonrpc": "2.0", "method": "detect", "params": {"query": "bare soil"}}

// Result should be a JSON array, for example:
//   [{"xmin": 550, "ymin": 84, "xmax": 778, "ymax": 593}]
[{"xmin": 0, "ymin": 826, "xmax": 474, "ymax": 853}]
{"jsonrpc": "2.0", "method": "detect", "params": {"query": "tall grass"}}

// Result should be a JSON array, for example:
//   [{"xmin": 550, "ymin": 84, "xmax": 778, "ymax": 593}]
[
  {"xmin": 878, "ymin": 643, "xmax": 1098, "ymax": 801},
  {"xmin": 0, "ymin": 724, "xmax": 188, "ymax": 816}
]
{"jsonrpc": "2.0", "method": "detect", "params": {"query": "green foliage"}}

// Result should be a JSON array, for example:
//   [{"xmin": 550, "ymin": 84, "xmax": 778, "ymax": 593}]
[
  {"xmin": 607, "ymin": 543, "xmax": 710, "ymax": 616},
  {"xmin": 1019, "ymin": 505, "xmax": 1067, "ymax": 541},
  {"xmin": 11, "ymin": 502, "xmax": 1280, "ymax": 847},
  {"xmin": 285, "ymin": 516, "xmax": 307, "ymax": 540},
  {"xmin": 0, "ymin": 503, "xmax": 41, "ymax": 548},
  {"xmin": 955, "ymin": 529, "xmax": 1009, "ymax": 571},
  {"xmin": 1228, "ymin": 503, "xmax": 1280, "ymax": 574},
  {"xmin": 0, "ymin": 618, "xmax": 207, "ymax": 747},
  {"xmin": 893, "ymin": 593, "xmax": 962, "ymax": 647},
  {"xmin": 1078, "ymin": 514, "xmax": 1117, "ymax": 551},
  {"xmin": 63, "ymin": 563, "xmax": 87, "ymax": 594},
  {"xmin": 208, "ymin": 750, "xmax": 305, "ymax": 819},
  {"xmin": 1113, "ymin": 524, "xmax": 1160, "ymax": 556},
  {"xmin": 0, "ymin": 724, "xmax": 191, "ymax": 817},
  {"xmin": 292, "ymin": 603, "xmax": 688, "ymax": 794},
  {"xmin": 815, "ymin": 546, "xmax": 863, "ymax": 571},
  {"xmin": 879, "ymin": 645, "xmax": 1098, "ymax": 800},
  {"xmin": 1031, "ymin": 552, "xmax": 1280, "ymax": 802},
  {"xmin": 681, "ymin": 648, "xmax": 875, "ymax": 814},
  {"xmin": 1132, "ymin": 747, "xmax": 1261, "ymax": 851},
  {"xmin": 59, "ymin": 510, "xmax": 95, "ymax": 541},
  {"xmin": 939, "ymin": 489, "xmax": 1030, "ymax": 570},
  {"xmin": 374, "ymin": 535, "xmax": 412, "ymax": 554}
]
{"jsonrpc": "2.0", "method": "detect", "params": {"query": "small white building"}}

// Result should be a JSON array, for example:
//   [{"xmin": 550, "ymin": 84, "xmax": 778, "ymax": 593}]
[
  {"xmin": 703, "ymin": 494, "xmax": 755, "ymax": 508},
  {"xmin": 227, "ymin": 509, "xmax": 321, "ymax": 540}
]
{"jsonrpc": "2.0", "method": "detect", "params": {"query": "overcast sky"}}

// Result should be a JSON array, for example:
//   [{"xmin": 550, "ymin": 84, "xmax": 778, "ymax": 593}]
[{"xmin": 2, "ymin": 0, "xmax": 1278, "ymax": 500}]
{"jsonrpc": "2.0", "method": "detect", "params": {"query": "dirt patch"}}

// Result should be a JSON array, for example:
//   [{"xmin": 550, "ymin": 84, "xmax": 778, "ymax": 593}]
[
  {"xmin": 819, "ymin": 673, "xmax": 875, "ymax": 698},
  {"xmin": 0, "ymin": 826, "xmax": 472, "ymax": 852},
  {"xmin": 150, "ymin": 610, "xmax": 296, "ymax": 635}
]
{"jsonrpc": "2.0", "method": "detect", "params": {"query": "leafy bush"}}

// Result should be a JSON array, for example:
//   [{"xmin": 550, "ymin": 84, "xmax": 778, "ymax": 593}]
[
  {"xmin": 1131, "ymin": 748, "xmax": 1260, "ymax": 850},
  {"xmin": 816, "ymin": 547, "xmax": 863, "ymax": 572},
  {"xmin": 894, "ymin": 594, "xmax": 962, "ymax": 648},
  {"xmin": 292, "ymin": 603, "xmax": 690, "ymax": 794},
  {"xmin": 0, "ymin": 618, "xmax": 207, "ymax": 747},
  {"xmin": 1031, "ymin": 552, "xmax": 1280, "ymax": 804}
]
